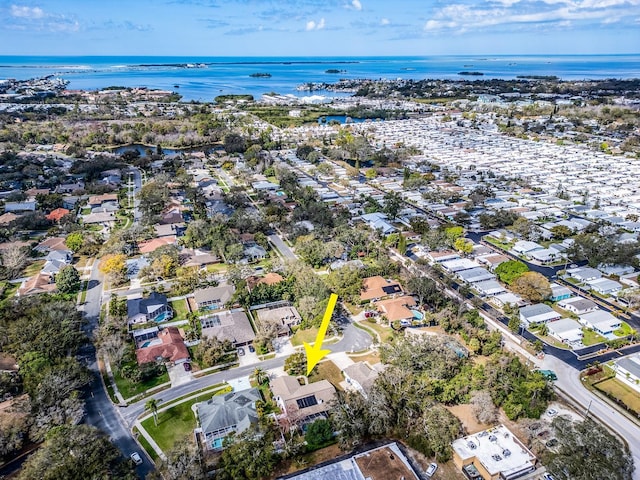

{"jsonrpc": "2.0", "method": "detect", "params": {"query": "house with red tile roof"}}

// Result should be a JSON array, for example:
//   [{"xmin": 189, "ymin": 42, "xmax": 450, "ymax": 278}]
[
  {"xmin": 360, "ymin": 276, "xmax": 403, "ymax": 302},
  {"xmin": 135, "ymin": 327, "xmax": 189, "ymax": 365},
  {"xmin": 138, "ymin": 236, "xmax": 177, "ymax": 254},
  {"xmin": 45, "ymin": 208, "xmax": 70, "ymax": 223}
]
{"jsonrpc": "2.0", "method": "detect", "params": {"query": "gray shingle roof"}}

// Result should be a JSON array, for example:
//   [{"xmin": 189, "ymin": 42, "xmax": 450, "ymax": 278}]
[{"xmin": 197, "ymin": 388, "xmax": 260, "ymax": 436}]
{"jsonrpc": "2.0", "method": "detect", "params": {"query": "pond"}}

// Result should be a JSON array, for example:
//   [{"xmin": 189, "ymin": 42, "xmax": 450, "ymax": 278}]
[{"xmin": 317, "ymin": 115, "xmax": 375, "ymax": 125}]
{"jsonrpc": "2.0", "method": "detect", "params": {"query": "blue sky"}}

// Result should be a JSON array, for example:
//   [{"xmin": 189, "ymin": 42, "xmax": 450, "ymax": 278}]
[{"xmin": 0, "ymin": 0, "xmax": 638, "ymax": 55}]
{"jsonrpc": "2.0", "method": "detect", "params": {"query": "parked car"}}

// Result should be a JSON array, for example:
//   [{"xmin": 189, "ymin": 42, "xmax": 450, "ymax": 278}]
[
  {"xmin": 546, "ymin": 408, "xmax": 558, "ymax": 417},
  {"xmin": 426, "ymin": 463, "xmax": 438, "ymax": 477},
  {"xmin": 130, "ymin": 452, "xmax": 143, "ymax": 465},
  {"xmin": 183, "ymin": 362, "xmax": 192, "ymax": 371},
  {"xmin": 248, "ymin": 345, "xmax": 255, "ymax": 353},
  {"xmin": 238, "ymin": 347, "xmax": 245, "ymax": 356},
  {"xmin": 543, "ymin": 473, "xmax": 556, "ymax": 480},
  {"xmin": 545, "ymin": 439, "xmax": 558, "ymax": 448}
]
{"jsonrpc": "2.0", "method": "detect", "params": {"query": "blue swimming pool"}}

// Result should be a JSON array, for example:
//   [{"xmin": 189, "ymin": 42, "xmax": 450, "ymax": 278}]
[
  {"xmin": 412, "ymin": 310, "xmax": 423, "ymax": 320},
  {"xmin": 155, "ymin": 312, "xmax": 169, "ymax": 322},
  {"xmin": 141, "ymin": 341, "xmax": 151, "ymax": 348},
  {"xmin": 211, "ymin": 438, "xmax": 224, "ymax": 450}
]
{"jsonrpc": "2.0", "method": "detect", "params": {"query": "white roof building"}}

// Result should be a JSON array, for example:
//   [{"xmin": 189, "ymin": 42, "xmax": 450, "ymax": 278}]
[
  {"xmin": 520, "ymin": 304, "xmax": 562, "ymax": 325},
  {"xmin": 614, "ymin": 353, "xmax": 640, "ymax": 394},
  {"xmin": 452, "ymin": 425, "xmax": 537, "ymax": 480},
  {"xmin": 547, "ymin": 318, "xmax": 584, "ymax": 345},
  {"xmin": 587, "ymin": 278, "xmax": 623, "ymax": 295},
  {"xmin": 579, "ymin": 310, "xmax": 622, "ymax": 336}
]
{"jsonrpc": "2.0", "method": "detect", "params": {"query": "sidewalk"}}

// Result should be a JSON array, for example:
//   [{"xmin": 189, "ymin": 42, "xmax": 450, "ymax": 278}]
[
  {"xmin": 134, "ymin": 419, "xmax": 166, "ymax": 461},
  {"xmin": 103, "ymin": 357, "xmax": 126, "ymax": 404}
]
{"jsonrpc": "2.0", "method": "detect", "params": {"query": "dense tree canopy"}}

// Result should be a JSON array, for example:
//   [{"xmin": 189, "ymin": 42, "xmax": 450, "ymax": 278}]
[
  {"xmin": 18, "ymin": 425, "xmax": 136, "ymax": 480},
  {"xmin": 495, "ymin": 260, "xmax": 529, "ymax": 285}
]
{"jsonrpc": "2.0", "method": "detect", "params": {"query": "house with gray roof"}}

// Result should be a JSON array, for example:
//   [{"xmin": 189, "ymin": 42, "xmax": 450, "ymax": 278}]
[
  {"xmin": 568, "ymin": 267, "xmax": 602, "ymax": 283},
  {"xmin": 200, "ymin": 309, "xmax": 256, "ymax": 347},
  {"xmin": 557, "ymin": 297, "xmax": 598, "ymax": 315},
  {"xmin": 194, "ymin": 285, "xmax": 235, "ymax": 311},
  {"xmin": 343, "ymin": 362, "xmax": 379, "ymax": 399},
  {"xmin": 614, "ymin": 353, "xmax": 640, "ymax": 394},
  {"xmin": 520, "ymin": 304, "xmax": 562, "ymax": 326},
  {"xmin": 127, "ymin": 292, "xmax": 173, "ymax": 324},
  {"xmin": 196, "ymin": 388, "xmax": 261, "ymax": 451}
]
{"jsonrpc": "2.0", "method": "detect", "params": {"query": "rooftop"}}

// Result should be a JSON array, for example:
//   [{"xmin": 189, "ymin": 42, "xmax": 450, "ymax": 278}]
[{"xmin": 452, "ymin": 425, "xmax": 536, "ymax": 479}]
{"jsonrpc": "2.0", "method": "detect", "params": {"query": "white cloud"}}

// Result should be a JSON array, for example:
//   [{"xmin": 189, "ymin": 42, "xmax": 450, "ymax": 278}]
[
  {"xmin": 10, "ymin": 5, "xmax": 45, "ymax": 19},
  {"xmin": 306, "ymin": 17, "xmax": 325, "ymax": 30},
  {"xmin": 380, "ymin": 17, "xmax": 390, "ymax": 25},
  {"xmin": 423, "ymin": 0, "xmax": 640, "ymax": 32},
  {"xmin": 352, "ymin": 0, "xmax": 362, "ymax": 10}
]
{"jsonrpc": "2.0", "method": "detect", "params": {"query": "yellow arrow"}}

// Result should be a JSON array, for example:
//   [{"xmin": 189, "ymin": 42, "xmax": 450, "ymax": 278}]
[{"xmin": 304, "ymin": 293, "xmax": 338, "ymax": 376}]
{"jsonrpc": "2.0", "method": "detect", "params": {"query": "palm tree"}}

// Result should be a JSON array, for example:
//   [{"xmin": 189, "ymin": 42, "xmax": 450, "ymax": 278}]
[
  {"xmin": 145, "ymin": 399, "xmax": 159, "ymax": 426},
  {"xmin": 253, "ymin": 367, "xmax": 268, "ymax": 386}
]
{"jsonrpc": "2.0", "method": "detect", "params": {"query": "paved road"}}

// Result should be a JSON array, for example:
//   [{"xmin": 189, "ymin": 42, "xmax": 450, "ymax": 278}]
[
  {"xmin": 127, "ymin": 168, "xmax": 143, "ymax": 224},
  {"xmin": 541, "ymin": 353, "xmax": 640, "ymax": 479},
  {"xmin": 268, "ymin": 234, "xmax": 297, "ymax": 259},
  {"xmin": 80, "ymin": 259, "xmax": 155, "ymax": 478}
]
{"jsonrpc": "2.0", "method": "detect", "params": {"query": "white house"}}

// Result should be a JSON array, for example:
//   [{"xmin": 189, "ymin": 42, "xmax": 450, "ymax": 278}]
[
  {"xmin": 520, "ymin": 304, "xmax": 562, "ymax": 326},
  {"xmin": 579, "ymin": 310, "xmax": 621, "ymax": 336},
  {"xmin": 587, "ymin": 278, "xmax": 623, "ymax": 295},
  {"xmin": 473, "ymin": 279, "xmax": 507, "ymax": 297},
  {"xmin": 528, "ymin": 248, "xmax": 562, "ymax": 264},
  {"xmin": 569, "ymin": 267, "xmax": 602, "ymax": 283},
  {"xmin": 547, "ymin": 318, "xmax": 584, "ymax": 345},
  {"xmin": 513, "ymin": 240, "xmax": 544, "ymax": 255},
  {"xmin": 614, "ymin": 353, "xmax": 640, "ymax": 394},
  {"xmin": 557, "ymin": 297, "xmax": 599, "ymax": 315},
  {"xmin": 457, "ymin": 267, "xmax": 496, "ymax": 284}
]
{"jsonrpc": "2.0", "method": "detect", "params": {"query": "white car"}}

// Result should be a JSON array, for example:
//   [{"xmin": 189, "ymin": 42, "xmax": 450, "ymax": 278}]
[
  {"xmin": 546, "ymin": 408, "xmax": 558, "ymax": 417},
  {"xmin": 130, "ymin": 452, "xmax": 143, "ymax": 465},
  {"xmin": 426, "ymin": 462, "xmax": 438, "ymax": 477}
]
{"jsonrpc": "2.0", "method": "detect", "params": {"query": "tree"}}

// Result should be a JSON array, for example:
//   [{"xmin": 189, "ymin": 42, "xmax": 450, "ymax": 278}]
[
  {"xmin": 195, "ymin": 337, "xmax": 232, "ymax": 368},
  {"xmin": 545, "ymin": 417, "xmax": 634, "ymax": 480},
  {"xmin": 216, "ymin": 427, "xmax": 280, "ymax": 480},
  {"xmin": 65, "ymin": 232, "xmax": 84, "ymax": 252},
  {"xmin": 145, "ymin": 399, "xmax": 159, "ymax": 427},
  {"xmin": 382, "ymin": 191, "xmax": 402, "ymax": 220},
  {"xmin": 99, "ymin": 254, "xmax": 127, "ymax": 286},
  {"xmin": 224, "ymin": 133, "xmax": 247, "ymax": 154},
  {"xmin": 159, "ymin": 438, "xmax": 206, "ymax": 480},
  {"xmin": 253, "ymin": 367, "xmax": 268, "ymax": 386},
  {"xmin": 305, "ymin": 419, "xmax": 334, "ymax": 450},
  {"xmin": 284, "ymin": 352, "xmax": 307, "ymax": 376},
  {"xmin": 511, "ymin": 272, "xmax": 551, "ymax": 303},
  {"xmin": 0, "ymin": 245, "xmax": 29, "ymax": 280},
  {"xmin": 454, "ymin": 237, "xmax": 473, "ymax": 255},
  {"xmin": 508, "ymin": 314, "xmax": 521, "ymax": 333},
  {"xmin": 296, "ymin": 144, "xmax": 315, "ymax": 160},
  {"xmin": 495, "ymin": 260, "xmax": 529, "ymax": 285},
  {"xmin": 18, "ymin": 425, "xmax": 136, "ymax": 480},
  {"xmin": 444, "ymin": 226, "xmax": 464, "ymax": 245},
  {"xmin": 56, "ymin": 265, "xmax": 81, "ymax": 294},
  {"xmin": 470, "ymin": 390, "xmax": 498, "ymax": 425},
  {"xmin": 550, "ymin": 224, "xmax": 573, "ymax": 240}
]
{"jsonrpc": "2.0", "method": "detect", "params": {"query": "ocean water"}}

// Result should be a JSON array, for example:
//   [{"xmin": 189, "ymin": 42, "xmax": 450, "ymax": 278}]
[{"xmin": 0, "ymin": 55, "xmax": 638, "ymax": 102}]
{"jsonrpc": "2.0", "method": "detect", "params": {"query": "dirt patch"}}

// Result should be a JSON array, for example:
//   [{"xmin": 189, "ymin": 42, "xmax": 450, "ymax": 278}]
[
  {"xmin": 273, "ymin": 443, "xmax": 345, "ymax": 477},
  {"xmin": 355, "ymin": 445, "xmax": 419, "ymax": 480},
  {"xmin": 447, "ymin": 404, "xmax": 492, "ymax": 435},
  {"xmin": 347, "ymin": 351, "xmax": 380, "ymax": 366},
  {"xmin": 401, "ymin": 444, "xmax": 466, "ymax": 480}
]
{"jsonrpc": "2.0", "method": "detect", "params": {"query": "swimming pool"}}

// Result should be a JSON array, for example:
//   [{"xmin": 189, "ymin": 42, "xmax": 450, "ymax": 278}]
[
  {"xmin": 211, "ymin": 438, "xmax": 224, "ymax": 450},
  {"xmin": 141, "ymin": 341, "xmax": 151, "ymax": 348},
  {"xmin": 411, "ymin": 310, "xmax": 423, "ymax": 320},
  {"xmin": 155, "ymin": 312, "xmax": 169, "ymax": 322}
]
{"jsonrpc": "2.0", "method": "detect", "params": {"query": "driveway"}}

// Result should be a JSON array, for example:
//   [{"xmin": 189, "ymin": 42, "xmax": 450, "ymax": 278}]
[
  {"xmin": 167, "ymin": 363, "xmax": 193, "ymax": 387},
  {"xmin": 238, "ymin": 348, "xmax": 260, "ymax": 366}
]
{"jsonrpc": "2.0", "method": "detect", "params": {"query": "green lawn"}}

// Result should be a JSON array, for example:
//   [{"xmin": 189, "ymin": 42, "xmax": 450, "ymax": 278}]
[
  {"xmin": 291, "ymin": 327, "xmax": 320, "ymax": 347},
  {"xmin": 484, "ymin": 237, "xmax": 514, "ymax": 251},
  {"xmin": 595, "ymin": 377, "xmax": 640, "ymax": 415},
  {"xmin": 614, "ymin": 322, "xmax": 635, "ymax": 337},
  {"xmin": 308, "ymin": 361, "xmax": 344, "ymax": 391},
  {"xmin": 133, "ymin": 427, "xmax": 159, "ymax": 461},
  {"xmin": 22, "ymin": 259, "xmax": 45, "ymax": 278},
  {"xmin": 582, "ymin": 328, "xmax": 607, "ymax": 346},
  {"xmin": 170, "ymin": 299, "xmax": 190, "ymax": 320},
  {"xmin": 357, "ymin": 319, "xmax": 394, "ymax": 343},
  {"xmin": 113, "ymin": 363, "xmax": 169, "ymax": 400},
  {"xmin": 141, "ymin": 386, "xmax": 231, "ymax": 453}
]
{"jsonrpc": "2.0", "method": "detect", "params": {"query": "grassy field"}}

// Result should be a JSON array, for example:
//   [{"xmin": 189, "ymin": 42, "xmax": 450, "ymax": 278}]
[
  {"xmin": 484, "ymin": 237, "xmax": 514, "ymax": 251},
  {"xmin": 595, "ymin": 377, "xmax": 640, "ymax": 414},
  {"xmin": 170, "ymin": 299, "xmax": 190, "ymax": 320},
  {"xmin": 614, "ymin": 322, "xmax": 635, "ymax": 337},
  {"xmin": 291, "ymin": 327, "xmax": 320, "ymax": 347},
  {"xmin": 308, "ymin": 361, "xmax": 344, "ymax": 390},
  {"xmin": 582, "ymin": 328, "xmax": 607, "ymax": 346},
  {"xmin": 113, "ymin": 363, "xmax": 169, "ymax": 400},
  {"xmin": 22, "ymin": 259, "xmax": 45, "ymax": 278},
  {"xmin": 141, "ymin": 386, "xmax": 231, "ymax": 453},
  {"xmin": 133, "ymin": 427, "xmax": 159, "ymax": 461},
  {"xmin": 357, "ymin": 320, "xmax": 395, "ymax": 343},
  {"xmin": 347, "ymin": 351, "xmax": 380, "ymax": 365}
]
